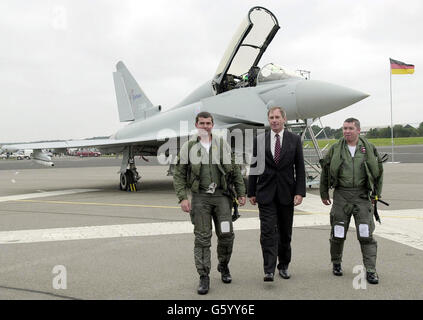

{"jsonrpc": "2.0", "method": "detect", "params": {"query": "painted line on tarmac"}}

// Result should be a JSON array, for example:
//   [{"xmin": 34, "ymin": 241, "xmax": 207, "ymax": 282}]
[
  {"xmin": 10, "ymin": 199, "xmax": 252, "ymax": 212},
  {"xmin": 11, "ymin": 199, "xmax": 263, "ymax": 213},
  {"xmin": 10, "ymin": 199, "xmax": 329, "ymax": 216},
  {"xmin": 0, "ymin": 215, "xmax": 330, "ymax": 244},
  {"xmin": 0, "ymin": 221, "xmax": 194, "ymax": 244},
  {"xmin": 1, "ymin": 193, "xmax": 422, "ymax": 250},
  {"xmin": 13, "ymin": 199, "xmax": 182, "ymax": 210},
  {"xmin": 12, "ymin": 199, "xmax": 334, "ymax": 215},
  {"xmin": 0, "ymin": 189, "xmax": 101, "ymax": 202}
]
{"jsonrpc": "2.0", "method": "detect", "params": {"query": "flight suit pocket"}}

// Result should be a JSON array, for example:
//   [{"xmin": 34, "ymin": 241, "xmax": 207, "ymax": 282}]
[
  {"xmin": 330, "ymin": 203, "xmax": 347, "ymax": 240},
  {"xmin": 354, "ymin": 201, "xmax": 374, "ymax": 241},
  {"xmin": 333, "ymin": 222, "xmax": 346, "ymax": 240}
]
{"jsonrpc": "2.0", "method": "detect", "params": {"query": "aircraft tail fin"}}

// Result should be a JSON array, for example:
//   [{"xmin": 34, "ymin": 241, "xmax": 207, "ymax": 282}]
[{"xmin": 113, "ymin": 61, "xmax": 160, "ymax": 122}]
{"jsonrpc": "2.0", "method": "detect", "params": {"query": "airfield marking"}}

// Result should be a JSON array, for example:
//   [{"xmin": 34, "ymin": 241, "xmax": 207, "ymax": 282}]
[
  {"xmin": 0, "ymin": 189, "xmax": 101, "ymax": 203},
  {"xmin": 7, "ymin": 193, "xmax": 423, "ymax": 219},
  {"xmin": 10, "ymin": 199, "xmax": 338, "ymax": 215},
  {"xmin": 11, "ymin": 199, "xmax": 263, "ymax": 213},
  {"xmin": 12, "ymin": 199, "xmax": 182, "ymax": 210},
  {"xmin": 0, "ymin": 216, "xmax": 330, "ymax": 245},
  {"xmin": 16, "ymin": 198, "xmax": 423, "ymax": 218},
  {"xmin": 1, "ymin": 192, "xmax": 422, "ymax": 250}
]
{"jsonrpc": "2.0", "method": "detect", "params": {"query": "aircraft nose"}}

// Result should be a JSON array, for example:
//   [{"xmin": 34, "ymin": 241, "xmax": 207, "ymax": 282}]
[{"xmin": 295, "ymin": 80, "xmax": 369, "ymax": 119}]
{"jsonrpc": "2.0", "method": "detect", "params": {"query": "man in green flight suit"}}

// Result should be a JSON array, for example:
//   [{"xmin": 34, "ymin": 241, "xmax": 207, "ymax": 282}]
[
  {"xmin": 320, "ymin": 118, "xmax": 384, "ymax": 284},
  {"xmin": 173, "ymin": 111, "xmax": 246, "ymax": 295}
]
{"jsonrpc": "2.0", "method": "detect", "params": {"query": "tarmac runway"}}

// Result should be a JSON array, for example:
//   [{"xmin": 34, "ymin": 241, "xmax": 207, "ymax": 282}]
[
  {"xmin": 1, "ymin": 144, "xmax": 423, "ymax": 171},
  {"xmin": 378, "ymin": 144, "xmax": 423, "ymax": 163},
  {"xmin": 0, "ymin": 155, "xmax": 422, "ymax": 301}
]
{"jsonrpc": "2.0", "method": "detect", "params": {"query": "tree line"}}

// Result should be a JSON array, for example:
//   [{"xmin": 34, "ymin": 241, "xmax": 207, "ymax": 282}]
[{"xmin": 306, "ymin": 122, "xmax": 423, "ymax": 139}]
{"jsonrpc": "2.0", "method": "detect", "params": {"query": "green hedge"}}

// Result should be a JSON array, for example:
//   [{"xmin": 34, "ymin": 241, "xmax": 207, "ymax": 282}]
[{"xmin": 304, "ymin": 137, "xmax": 423, "ymax": 148}]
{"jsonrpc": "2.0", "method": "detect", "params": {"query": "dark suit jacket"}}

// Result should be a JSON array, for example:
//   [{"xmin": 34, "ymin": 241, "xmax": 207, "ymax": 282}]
[{"xmin": 248, "ymin": 130, "xmax": 306, "ymax": 205}]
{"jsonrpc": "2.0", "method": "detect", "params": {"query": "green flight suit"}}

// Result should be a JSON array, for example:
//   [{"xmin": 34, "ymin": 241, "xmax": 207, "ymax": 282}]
[
  {"xmin": 320, "ymin": 137, "xmax": 384, "ymax": 272},
  {"xmin": 173, "ymin": 135, "xmax": 246, "ymax": 276}
]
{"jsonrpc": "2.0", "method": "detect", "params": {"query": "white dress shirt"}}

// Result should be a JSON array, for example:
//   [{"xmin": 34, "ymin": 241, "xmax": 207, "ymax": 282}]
[{"xmin": 270, "ymin": 129, "xmax": 284, "ymax": 158}]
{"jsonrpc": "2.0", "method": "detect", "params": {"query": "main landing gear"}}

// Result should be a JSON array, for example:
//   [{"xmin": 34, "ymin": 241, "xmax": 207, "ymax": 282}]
[{"xmin": 119, "ymin": 147, "xmax": 140, "ymax": 192}]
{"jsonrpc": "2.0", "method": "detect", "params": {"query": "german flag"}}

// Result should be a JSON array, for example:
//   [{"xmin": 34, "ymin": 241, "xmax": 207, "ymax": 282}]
[{"xmin": 390, "ymin": 58, "xmax": 415, "ymax": 74}]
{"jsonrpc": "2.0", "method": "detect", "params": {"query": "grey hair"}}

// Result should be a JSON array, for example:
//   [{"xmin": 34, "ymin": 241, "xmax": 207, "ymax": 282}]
[{"xmin": 267, "ymin": 106, "xmax": 286, "ymax": 118}]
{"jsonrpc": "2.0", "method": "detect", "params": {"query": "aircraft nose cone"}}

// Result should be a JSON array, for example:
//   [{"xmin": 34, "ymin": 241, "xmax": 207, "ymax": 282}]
[{"xmin": 296, "ymin": 80, "xmax": 369, "ymax": 119}]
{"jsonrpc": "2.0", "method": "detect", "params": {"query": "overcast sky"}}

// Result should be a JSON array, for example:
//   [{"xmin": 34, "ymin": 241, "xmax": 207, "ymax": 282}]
[{"xmin": 1, "ymin": 0, "xmax": 422, "ymax": 143}]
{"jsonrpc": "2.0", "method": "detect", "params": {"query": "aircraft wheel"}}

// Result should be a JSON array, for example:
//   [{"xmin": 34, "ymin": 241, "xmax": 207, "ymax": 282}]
[
  {"xmin": 120, "ymin": 170, "xmax": 138, "ymax": 191},
  {"xmin": 119, "ymin": 173, "xmax": 125, "ymax": 190},
  {"xmin": 120, "ymin": 172, "xmax": 129, "ymax": 190}
]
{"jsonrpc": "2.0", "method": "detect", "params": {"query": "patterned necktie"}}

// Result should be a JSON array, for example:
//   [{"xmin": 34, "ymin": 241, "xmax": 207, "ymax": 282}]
[{"xmin": 274, "ymin": 133, "xmax": 281, "ymax": 164}]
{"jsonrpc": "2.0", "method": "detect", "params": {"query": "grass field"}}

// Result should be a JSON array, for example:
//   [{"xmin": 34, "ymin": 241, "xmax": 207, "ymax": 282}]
[{"xmin": 304, "ymin": 137, "xmax": 423, "ymax": 148}]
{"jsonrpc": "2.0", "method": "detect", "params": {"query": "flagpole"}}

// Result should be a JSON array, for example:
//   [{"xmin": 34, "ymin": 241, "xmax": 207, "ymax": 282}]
[
  {"xmin": 390, "ymin": 60, "xmax": 394, "ymax": 162},
  {"xmin": 389, "ymin": 58, "xmax": 415, "ymax": 163}
]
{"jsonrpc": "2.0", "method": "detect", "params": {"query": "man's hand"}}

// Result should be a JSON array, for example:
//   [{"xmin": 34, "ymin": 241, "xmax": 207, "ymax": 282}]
[
  {"xmin": 180, "ymin": 199, "xmax": 191, "ymax": 212},
  {"xmin": 294, "ymin": 195, "xmax": 303, "ymax": 206},
  {"xmin": 322, "ymin": 198, "xmax": 332, "ymax": 205},
  {"xmin": 249, "ymin": 196, "xmax": 257, "ymax": 205},
  {"xmin": 238, "ymin": 197, "xmax": 246, "ymax": 206}
]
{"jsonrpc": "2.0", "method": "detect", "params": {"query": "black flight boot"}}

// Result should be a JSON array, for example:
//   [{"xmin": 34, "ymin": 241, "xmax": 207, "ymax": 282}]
[
  {"xmin": 333, "ymin": 263, "xmax": 343, "ymax": 276},
  {"xmin": 263, "ymin": 273, "xmax": 274, "ymax": 282},
  {"xmin": 197, "ymin": 275, "xmax": 210, "ymax": 295},
  {"xmin": 366, "ymin": 271, "xmax": 379, "ymax": 284},
  {"xmin": 217, "ymin": 263, "xmax": 232, "ymax": 283},
  {"xmin": 278, "ymin": 264, "xmax": 291, "ymax": 279}
]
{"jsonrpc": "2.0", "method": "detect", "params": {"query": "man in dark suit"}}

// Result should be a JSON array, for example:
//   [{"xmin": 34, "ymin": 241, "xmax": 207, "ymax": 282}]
[{"xmin": 248, "ymin": 106, "xmax": 306, "ymax": 281}]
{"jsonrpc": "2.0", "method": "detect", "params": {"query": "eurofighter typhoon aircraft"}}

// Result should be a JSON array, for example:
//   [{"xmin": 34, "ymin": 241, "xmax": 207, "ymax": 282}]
[{"xmin": 1, "ymin": 6, "xmax": 368, "ymax": 191}]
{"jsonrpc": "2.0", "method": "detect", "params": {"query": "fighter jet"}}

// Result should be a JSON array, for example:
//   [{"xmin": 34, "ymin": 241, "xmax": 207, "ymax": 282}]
[{"xmin": 1, "ymin": 6, "xmax": 368, "ymax": 191}]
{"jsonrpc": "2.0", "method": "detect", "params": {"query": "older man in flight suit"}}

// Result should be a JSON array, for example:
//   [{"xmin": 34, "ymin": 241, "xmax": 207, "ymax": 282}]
[{"xmin": 320, "ymin": 117, "xmax": 384, "ymax": 284}]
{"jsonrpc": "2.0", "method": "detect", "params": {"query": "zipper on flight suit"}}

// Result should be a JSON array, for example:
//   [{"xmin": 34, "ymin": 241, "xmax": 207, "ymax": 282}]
[{"xmin": 352, "ymin": 147, "xmax": 355, "ymax": 188}]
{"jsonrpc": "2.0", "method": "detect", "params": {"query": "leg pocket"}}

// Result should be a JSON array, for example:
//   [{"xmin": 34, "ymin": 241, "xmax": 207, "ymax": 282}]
[
  {"xmin": 354, "ymin": 200, "xmax": 375, "ymax": 241},
  {"xmin": 333, "ymin": 223, "xmax": 346, "ymax": 240},
  {"xmin": 330, "ymin": 205, "xmax": 348, "ymax": 240}
]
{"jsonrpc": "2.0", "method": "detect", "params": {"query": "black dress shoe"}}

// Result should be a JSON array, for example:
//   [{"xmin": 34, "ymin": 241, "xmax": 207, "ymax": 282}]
[
  {"xmin": 197, "ymin": 275, "xmax": 210, "ymax": 295},
  {"xmin": 279, "ymin": 267, "xmax": 291, "ymax": 279},
  {"xmin": 332, "ymin": 263, "xmax": 343, "ymax": 276},
  {"xmin": 217, "ymin": 263, "xmax": 232, "ymax": 283},
  {"xmin": 366, "ymin": 271, "xmax": 379, "ymax": 284},
  {"xmin": 264, "ymin": 273, "xmax": 274, "ymax": 282}
]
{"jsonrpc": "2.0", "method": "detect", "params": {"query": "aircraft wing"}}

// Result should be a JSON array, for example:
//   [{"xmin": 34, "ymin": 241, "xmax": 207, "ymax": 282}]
[
  {"xmin": 2, "ymin": 139, "xmax": 110, "ymax": 152},
  {"xmin": 1, "ymin": 121, "xmax": 261, "ymax": 153},
  {"xmin": 1, "ymin": 136, "xmax": 165, "ymax": 154},
  {"xmin": 0, "ymin": 134, "xmax": 172, "ymax": 167},
  {"xmin": 0, "ymin": 118, "xmax": 264, "ymax": 160}
]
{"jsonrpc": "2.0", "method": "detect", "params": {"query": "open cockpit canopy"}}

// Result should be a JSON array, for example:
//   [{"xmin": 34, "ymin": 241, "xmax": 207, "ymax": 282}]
[{"xmin": 212, "ymin": 7, "xmax": 280, "ymax": 94}]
